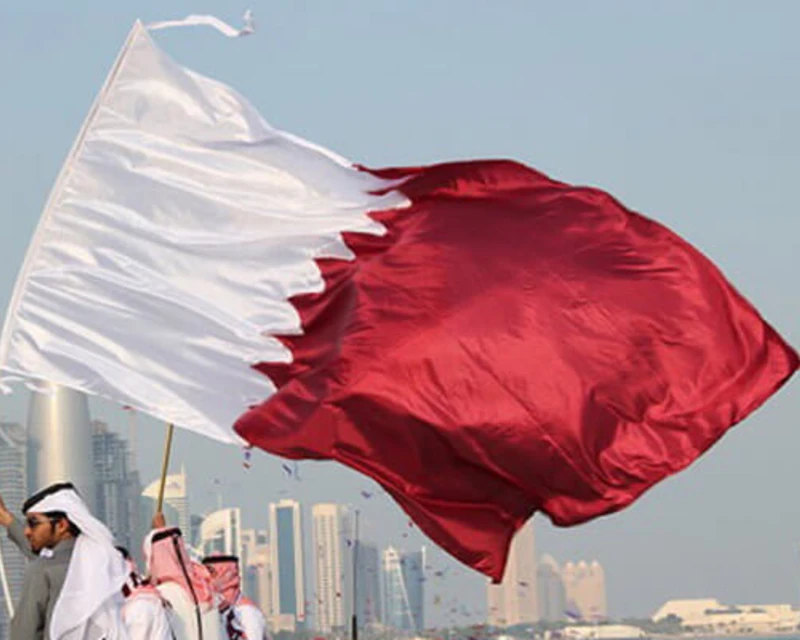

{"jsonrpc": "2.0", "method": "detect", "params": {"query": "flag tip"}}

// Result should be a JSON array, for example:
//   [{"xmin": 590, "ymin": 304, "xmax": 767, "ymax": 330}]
[{"xmin": 146, "ymin": 10, "xmax": 255, "ymax": 38}]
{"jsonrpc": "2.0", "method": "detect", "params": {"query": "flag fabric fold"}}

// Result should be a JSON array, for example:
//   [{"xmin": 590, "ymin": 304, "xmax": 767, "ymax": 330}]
[
  {"xmin": 0, "ymin": 21, "xmax": 795, "ymax": 581},
  {"xmin": 236, "ymin": 159, "xmax": 797, "ymax": 579}
]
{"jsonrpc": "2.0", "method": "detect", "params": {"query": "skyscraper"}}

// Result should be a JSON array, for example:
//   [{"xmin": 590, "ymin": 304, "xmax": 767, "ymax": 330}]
[
  {"xmin": 0, "ymin": 422, "xmax": 26, "ymax": 639},
  {"xmin": 247, "ymin": 538, "xmax": 274, "ymax": 620},
  {"xmin": 269, "ymin": 500, "xmax": 306, "ymax": 632},
  {"xmin": 382, "ymin": 546, "xmax": 425, "ymax": 632},
  {"xmin": 142, "ymin": 465, "xmax": 190, "ymax": 536},
  {"xmin": 537, "ymin": 554, "xmax": 566, "ymax": 622},
  {"xmin": 562, "ymin": 560, "xmax": 607, "ymax": 620},
  {"xmin": 241, "ymin": 529, "xmax": 269, "ymax": 605},
  {"xmin": 27, "ymin": 385, "xmax": 97, "ymax": 512},
  {"xmin": 92, "ymin": 420, "xmax": 143, "ymax": 555},
  {"xmin": 200, "ymin": 507, "xmax": 243, "ymax": 560},
  {"xmin": 487, "ymin": 519, "xmax": 537, "ymax": 627},
  {"xmin": 312, "ymin": 503, "xmax": 353, "ymax": 632},
  {"xmin": 356, "ymin": 542, "xmax": 382, "ymax": 626}
]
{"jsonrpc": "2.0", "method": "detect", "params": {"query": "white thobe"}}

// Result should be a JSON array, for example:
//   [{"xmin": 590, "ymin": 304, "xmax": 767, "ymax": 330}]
[
  {"xmin": 157, "ymin": 582, "xmax": 224, "ymax": 640},
  {"xmin": 235, "ymin": 603, "xmax": 268, "ymax": 640},
  {"xmin": 121, "ymin": 591, "xmax": 173, "ymax": 640}
]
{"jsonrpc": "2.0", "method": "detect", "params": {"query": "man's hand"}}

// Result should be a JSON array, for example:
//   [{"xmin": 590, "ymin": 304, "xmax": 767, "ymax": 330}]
[
  {"xmin": 151, "ymin": 511, "xmax": 166, "ymax": 529},
  {"xmin": 0, "ymin": 493, "xmax": 14, "ymax": 528}
]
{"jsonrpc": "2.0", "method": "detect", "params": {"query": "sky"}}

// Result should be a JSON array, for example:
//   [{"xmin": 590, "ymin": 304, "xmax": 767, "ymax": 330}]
[{"xmin": 0, "ymin": 0, "xmax": 798, "ymax": 626}]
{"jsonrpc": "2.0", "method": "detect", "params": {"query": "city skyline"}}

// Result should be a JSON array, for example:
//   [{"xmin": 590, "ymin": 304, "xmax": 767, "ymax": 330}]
[
  {"xmin": 1, "ymin": 397, "xmax": 797, "ymax": 634},
  {"xmin": 0, "ymin": 401, "xmax": 437, "ymax": 636}
]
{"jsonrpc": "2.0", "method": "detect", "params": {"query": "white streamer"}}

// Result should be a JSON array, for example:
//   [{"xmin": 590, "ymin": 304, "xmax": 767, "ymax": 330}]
[{"xmin": 146, "ymin": 10, "xmax": 254, "ymax": 37}]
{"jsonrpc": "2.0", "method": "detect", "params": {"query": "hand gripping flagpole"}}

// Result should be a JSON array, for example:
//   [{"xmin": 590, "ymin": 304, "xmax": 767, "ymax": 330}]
[{"xmin": 156, "ymin": 423, "xmax": 175, "ymax": 514}]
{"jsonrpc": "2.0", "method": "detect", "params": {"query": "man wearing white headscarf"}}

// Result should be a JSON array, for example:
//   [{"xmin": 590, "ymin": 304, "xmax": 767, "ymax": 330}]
[{"xmin": 0, "ymin": 482, "xmax": 129, "ymax": 639}]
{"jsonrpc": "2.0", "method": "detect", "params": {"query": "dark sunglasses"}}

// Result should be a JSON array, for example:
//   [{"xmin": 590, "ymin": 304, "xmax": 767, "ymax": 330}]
[{"xmin": 25, "ymin": 516, "xmax": 60, "ymax": 529}]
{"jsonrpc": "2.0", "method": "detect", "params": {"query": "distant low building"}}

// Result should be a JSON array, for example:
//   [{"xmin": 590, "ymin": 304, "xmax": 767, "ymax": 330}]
[
  {"xmin": 554, "ymin": 624, "xmax": 646, "ymax": 640},
  {"xmin": 653, "ymin": 598, "xmax": 720, "ymax": 623},
  {"xmin": 653, "ymin": 598, "xmax": 800, "ymax": 634}
]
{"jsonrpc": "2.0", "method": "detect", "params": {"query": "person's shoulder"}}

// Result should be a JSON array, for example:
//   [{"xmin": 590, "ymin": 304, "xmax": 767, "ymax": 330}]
[
  {"xmin": 21, "ymin": 555, "xmax": 52, "ymax": 588},
  {"xmin": 26, "ymin": 552, "xmax": 53, "ymax": 570},
  {"xmin": 238, "ymin": 602, "xmax": 266, "ymax": 622},
  {"xmin": 30, "ymin": 546, "xmax": 69, "ymax": 569},
  {"xmin": 240, "ymin": 599, "xmax": 263, "ymax": 612}
]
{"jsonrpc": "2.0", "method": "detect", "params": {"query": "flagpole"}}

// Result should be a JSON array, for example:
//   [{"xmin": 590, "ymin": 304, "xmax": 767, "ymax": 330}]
[
  {"xmin": 351, "ymin": 508, "xmax": 360, "ymax": 640},
  {"xmin": 156, "ymin": 423, "xmax": 175, "ymax": 514},
  {"xmin": 0, "ymin": 542, "xmax": 14, "ymax": 619}
]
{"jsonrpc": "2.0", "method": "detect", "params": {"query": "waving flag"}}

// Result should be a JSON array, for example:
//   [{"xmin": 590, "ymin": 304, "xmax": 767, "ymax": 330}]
[{"xmin": 0, "ymin": 21, "xmax": 796, "ymax": 581}]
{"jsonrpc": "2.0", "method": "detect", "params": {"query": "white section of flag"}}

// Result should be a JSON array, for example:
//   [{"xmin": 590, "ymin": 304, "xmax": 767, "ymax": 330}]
[{"xmin": 0, "ymin": 21, "xmax": 408, "ymax": 443}]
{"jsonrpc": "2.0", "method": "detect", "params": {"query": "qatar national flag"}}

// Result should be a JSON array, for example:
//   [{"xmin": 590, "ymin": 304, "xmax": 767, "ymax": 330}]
[{"xmin": 0, "ymin": 21, "xmax": 796, "ymax": 581}]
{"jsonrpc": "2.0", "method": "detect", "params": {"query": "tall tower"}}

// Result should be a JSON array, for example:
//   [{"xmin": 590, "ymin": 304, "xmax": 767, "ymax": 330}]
[
  {"xmin": 357, "ymin": 542, "xmax": 382, "ymax": 625},
  {"xmin": 382, "ymin": 546, "xmax": 425, "ymax": 632},
  {"xmin": 537, "ymin": 554, "xmax": 566, "ymax": 622},
  {"xmin": 200, "ymin": 507, "xmax": 243, "ymax": 560},
  {"xmin": 487, "ymin": 518, "xmax": 538, "ymax": 626},
  {"xmin": 142, "ymin": 465, "xmax": 190, "ymax": 536},
  {"xmin": 247, "ymin": 537, "xmax": 274, "ymax": 619},
  {"xmin": 562, "ymin": 559, "xmax": 606, "ymax": 620},
  {"xmin": 269, "ymin": 500, "xmax": 306, "ymax": 632},
  {"xmin": 240, "ymin": 528, "xmax": 269, "ymax": 604},
  {"xmin": 0, "ymin": 422, "xmax": 27, "ymax": 637},
  {"xmin": 92, "ymin": 420, "xmax": 143, "ymax": 555},
  {"xmin": 588, "ymin": 561, "xmax": 607, "ymax": 619},
  {"xmin": 26, "ymin": 385, "xmax": 96, "ymax": 512},
  {"xmin": 312, "ymin": 503, "xmax": 353, "ymax": 632}
]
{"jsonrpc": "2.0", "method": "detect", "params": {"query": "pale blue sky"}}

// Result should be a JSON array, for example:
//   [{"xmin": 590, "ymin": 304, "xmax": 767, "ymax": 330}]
[{"xmin": 0, "ymin": 1, "xmax": 798, "ymax": 625}]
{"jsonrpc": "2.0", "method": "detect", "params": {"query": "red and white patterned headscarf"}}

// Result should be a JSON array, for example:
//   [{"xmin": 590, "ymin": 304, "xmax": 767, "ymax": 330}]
[
  {"xmin": 144, "ymin": 527, "xmax": 215, "ymax": 610},
  {"xmin": 202, "ymin": 554, "xmax": 241, "ymax": 610}
]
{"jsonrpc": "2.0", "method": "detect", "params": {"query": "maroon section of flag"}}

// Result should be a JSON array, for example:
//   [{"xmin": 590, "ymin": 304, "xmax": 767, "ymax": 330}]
[{"xmin": 235, "ymin": 159, "xmax": 797, "ymax": 581}]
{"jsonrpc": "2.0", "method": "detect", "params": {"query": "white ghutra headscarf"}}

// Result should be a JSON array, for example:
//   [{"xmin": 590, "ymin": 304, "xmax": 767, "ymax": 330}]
[{"xmin": 24, "ymin": 483, "xmax": 129, "ymax": 640}]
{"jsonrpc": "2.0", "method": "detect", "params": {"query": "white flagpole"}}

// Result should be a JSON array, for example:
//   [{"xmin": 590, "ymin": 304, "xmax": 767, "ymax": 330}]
[{"xmin": 0, "ymin": 543, "xmax": 13, "ymax": 619}]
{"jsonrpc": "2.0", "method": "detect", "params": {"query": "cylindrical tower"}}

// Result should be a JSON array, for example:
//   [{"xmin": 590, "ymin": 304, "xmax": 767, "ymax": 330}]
[{"xmin": 26, "ymin": 384, "xmax": 96, "ymax": 513}]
